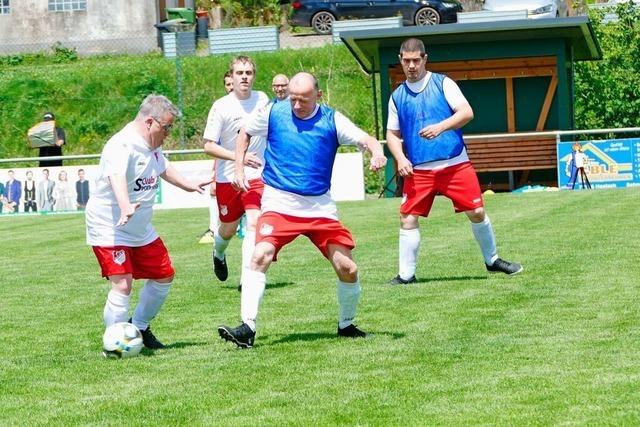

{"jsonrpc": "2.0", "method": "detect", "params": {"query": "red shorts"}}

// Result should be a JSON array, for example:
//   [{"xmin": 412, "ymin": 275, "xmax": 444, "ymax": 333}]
[
  {"xmin": 216, "ymin": 178, "xmax": 264, "ymax": 223},
  {"xmin": 92, "ymin": 238, "xmax": 175, "ymax": 280},
  {"xmin": 401, "ymin": 161, "xmax": 483, "ymax": 217},
  {"xmin": 256, "ymin": 211, "xmax": 355, "ymax": 261}
]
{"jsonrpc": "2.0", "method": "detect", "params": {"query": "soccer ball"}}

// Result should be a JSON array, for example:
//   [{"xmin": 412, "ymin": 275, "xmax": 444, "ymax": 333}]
[{"xmin": 102, "ymin": 322, "xmax": 144, "ymax": 359}]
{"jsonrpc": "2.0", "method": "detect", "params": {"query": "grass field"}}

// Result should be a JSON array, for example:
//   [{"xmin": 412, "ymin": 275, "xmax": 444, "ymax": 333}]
[{"xmin": 1, "ymin": 189, "xmax": 638, "ymax": 425}]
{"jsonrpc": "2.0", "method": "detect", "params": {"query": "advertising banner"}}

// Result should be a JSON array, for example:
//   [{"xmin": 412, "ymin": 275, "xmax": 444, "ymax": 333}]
[
  {"xmin": 0, "ymin": 153, "xmax": 365, "ymax": 216},
  {"xmin": 556, "ymin": 138, "xmax": 640, "ymax": 189}
]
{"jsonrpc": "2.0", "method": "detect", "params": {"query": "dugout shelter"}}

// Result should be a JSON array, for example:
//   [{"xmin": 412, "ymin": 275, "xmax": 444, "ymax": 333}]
[{"xmin": 340, "ymin": 16, "xmax": 602, "ymax": 193}]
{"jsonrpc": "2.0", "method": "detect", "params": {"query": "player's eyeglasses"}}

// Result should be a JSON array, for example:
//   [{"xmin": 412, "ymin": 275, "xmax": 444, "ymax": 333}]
[{"xmin": 152, "ymin": 117, "xmax": 174, "ymax": 133}]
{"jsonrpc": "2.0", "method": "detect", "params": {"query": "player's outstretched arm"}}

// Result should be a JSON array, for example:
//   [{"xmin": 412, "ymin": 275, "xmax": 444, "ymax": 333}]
[
  {"xmin": 359, "ymin": 135, "xmax": 387, "ymax": 172},
  {"xmin": 161, "ymin": 164, "xmax": 212, "ymax": 193}
]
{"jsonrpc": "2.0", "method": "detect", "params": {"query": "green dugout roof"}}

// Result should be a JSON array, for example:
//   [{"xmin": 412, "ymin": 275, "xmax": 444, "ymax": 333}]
[{"xmin": 340, "ymin": 16, "xmax": 602, "ymax": 74}]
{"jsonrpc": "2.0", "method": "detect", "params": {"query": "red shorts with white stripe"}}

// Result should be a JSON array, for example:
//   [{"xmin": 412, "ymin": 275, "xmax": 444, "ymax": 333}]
[
  {"xmin": 255, "ymin": 211, "xmax": 355, "ymax": 261},
  {"xmin": 401, "ymin": 161, "xmax": 483, "ymax": 217},
  {"xmin": 92, "ymin": 238, "xmax": 175, "ymax": 280},
  {"xmin": 216, "ymin": 178, "xmax": 264, "ymax": 223}
]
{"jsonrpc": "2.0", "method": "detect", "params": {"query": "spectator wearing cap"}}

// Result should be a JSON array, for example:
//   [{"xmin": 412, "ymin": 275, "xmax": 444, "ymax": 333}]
[{"xmin": 39, "ymin": 112, "xmax": 66, "ymax": 167}]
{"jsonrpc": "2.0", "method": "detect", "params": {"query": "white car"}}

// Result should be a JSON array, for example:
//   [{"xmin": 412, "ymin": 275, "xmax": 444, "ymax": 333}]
[{"xmin": 482, "ymin": 0, "xmax": 569, "ymax": 19}]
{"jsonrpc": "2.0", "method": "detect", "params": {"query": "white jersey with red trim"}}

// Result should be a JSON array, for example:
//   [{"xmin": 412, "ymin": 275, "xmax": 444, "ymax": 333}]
[
  {"xmin": 85, "ymin": 122, "xmax": 168, "ymax": 247},
  {"xmin": 245, "ymin": 103, "xmax": 368, "ymax": 220},
  {"xmin": 203, "ymin": 91, "xmax": 270, "ymax": 183}
]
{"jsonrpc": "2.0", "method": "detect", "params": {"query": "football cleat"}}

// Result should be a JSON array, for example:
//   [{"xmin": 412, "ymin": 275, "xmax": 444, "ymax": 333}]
[
  {"xmin": 388, "ymin": 274, "xmax": 417, "ymax": 285},
  {"xmin": 129, "ymin": 318, "xmax": 165, "ymax": 349},
  {"xmin": 218, "ymin": 323, "xmax": 255, "ymax": 348},
  {"xmin": 338, "ymin": 324, "xmax": 367, "ymax": 338},
  {"xmin": 486, "ymin": 258, "xmax": 523, "ymax": 276},
  {"xmin": 198, "ymin": 229, "xmax": 215, "ymax": 244},
  {"xmin": 213, "ymin": 254, "xmax": 228, "ymax": 281}
]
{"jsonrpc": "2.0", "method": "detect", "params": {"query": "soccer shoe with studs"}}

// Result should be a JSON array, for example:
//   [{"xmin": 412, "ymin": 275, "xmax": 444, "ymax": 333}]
[
  {"xmin": 388, "ymin": 274, "xmax": 417, "ymax": 285},
  {"xmin": 486, "ymin": 258, "xmax": 523, "ymax": 276},
  {"xmin": 198, "ymin": 229, "xmax": 215, "ymax": 244},
  {"xmin": 213, "ymin": 254, "xmax": 229, "ymax": 281},
  {"xmin": 129, "ymin": 319, "xmax": 165, "ymax": 349},
  {"xmin": 218, "ymin": 322, "xmax": 255, "ymax": 348},
  {"xmin": 337, "ymin": 324, "xmax": 367, "ymax": 338}
]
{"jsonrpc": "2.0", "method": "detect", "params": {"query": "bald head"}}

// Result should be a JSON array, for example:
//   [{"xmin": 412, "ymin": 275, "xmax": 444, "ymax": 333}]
[
  {"xmin": 289, "ymin": 72, "xmax": 322, "ymax": 119},
  {"xmin": 272, "ymin": 74, "xmax": 289, "ymax": 100}
]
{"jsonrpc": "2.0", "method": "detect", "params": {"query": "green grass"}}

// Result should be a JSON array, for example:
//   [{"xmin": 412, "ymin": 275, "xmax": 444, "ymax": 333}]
[{"xmin": 1, "ymin": 189, "xmax": 639, "ymax": 425}]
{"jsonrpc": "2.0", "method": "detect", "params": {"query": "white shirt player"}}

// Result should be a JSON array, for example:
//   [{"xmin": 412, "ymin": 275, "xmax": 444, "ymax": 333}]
[
  {"xmin": 387, "ymin": 71, "xmax": 470, "ymax": 170},
  {"xmin": 245, "ymin": 103, "xmax": 368, "ymax": 220},
  {"xmin": 203, "ymin": 91, "xmax": 270, "ymax": 183},
  {"xmin": 85, "ymin": 122, "xmax": 167, "ymax": 247}
]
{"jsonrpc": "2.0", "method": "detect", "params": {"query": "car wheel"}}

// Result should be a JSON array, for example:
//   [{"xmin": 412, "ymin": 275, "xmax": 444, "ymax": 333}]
[
  {"xmin": 415, "ymin": 7, "xmax": 440, "ymax": 26},
  {"xmin": 311, "ymin": 11, "xmax": 335, "ymax": 35}
]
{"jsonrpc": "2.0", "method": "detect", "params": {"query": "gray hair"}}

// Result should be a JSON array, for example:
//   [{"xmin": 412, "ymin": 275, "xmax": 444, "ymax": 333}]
[{"xmin": 136, "ymin": 94, "xmax": 181, "ymax": 120}]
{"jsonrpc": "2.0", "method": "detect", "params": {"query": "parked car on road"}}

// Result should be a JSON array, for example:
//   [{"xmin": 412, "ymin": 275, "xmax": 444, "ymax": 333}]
[
  {"xmin": 482, "ymin": 0, "xmax": 569, "ymax": 19},
  {"xmin": 290, "ymin": 0, "xmax": 464, "ymax": 34}
]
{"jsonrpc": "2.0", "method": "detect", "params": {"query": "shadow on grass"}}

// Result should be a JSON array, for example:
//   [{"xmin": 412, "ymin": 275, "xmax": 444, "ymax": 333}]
[
  {"xmin": 269, "ymin": 330, "xmax": 405, "ymax": 345},
  {"xmin": 139, "ymin": 341, "xmax": 206, "ymax": 356},
  {"xmin": 266, "ymin": 281, "xmax": 295, "ymax": 290},
  {"xmin": 414, "ymin": 275, "xmax": 487, "ymax": 284}
]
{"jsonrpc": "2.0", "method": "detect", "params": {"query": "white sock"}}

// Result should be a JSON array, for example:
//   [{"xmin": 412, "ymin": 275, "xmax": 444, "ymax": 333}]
[
  {"xmin": 471, "ymin": 215, "xmax": 498, "ymax": 265},
  {"xmin": 240, "ymin": 230, "xmax": 256, "ymax": 285},
  {"xmin": 209, "ymin": 196, "xmax": 219, "ymax": 233},
  {"xmin": 241, "ymin": 269, "xmax": 266, "ymax": 331},
  {"xmin": 399, "ymin": 228, "xmax": 420, "ymax": 280},
  {"xmin": 103, "ymin": 290, "xmax": 131, "ymax": 327},
  {"xmin": 214, "ymin": 233, "xmax": 231, "ymax": 260},
  {"xmin": 337, "ymin": 279, "xmax": 361, "ymax": 329},
  {"xmin": 131, "ymin": 280, "xmax": 171, "ymax": 331}
]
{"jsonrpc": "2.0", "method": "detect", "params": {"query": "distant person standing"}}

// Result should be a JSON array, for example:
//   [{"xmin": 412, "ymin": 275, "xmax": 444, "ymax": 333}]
[
  {"xmin": 39, "ymin": 112, "xmax": 65, "ymax": 167},
  {"xmin": 76, "ymin": 168, "xmax": 90, "ymax": 210},
  {"xmin": 386, "ymin": 38, "xmax": 522, "ymax": 284},
  {"xmin": 4, "ymin": 170, "xmax": 21, "ymax": 213},
  {"xmin": 23, "ymin": 171, "xmax": 37, "ymax": 213},
  {"xmin": 37, "ymin": 168, "xmax": 55, "ymax": 212},
  {"xmin": 223, "ymin": 70, "xmax": 234, "ymax": 95},
  {"xmin": 271, "ymin": 74, "xmax": 289, "ymax": 102}
]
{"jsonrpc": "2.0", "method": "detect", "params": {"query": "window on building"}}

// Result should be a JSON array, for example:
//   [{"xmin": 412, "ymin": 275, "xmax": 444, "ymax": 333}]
[
  {"xmin": 0, "ymin": 0, "xmax": 10, "ymax": 15},
  {"xmin": 48, "ymin": 0, "xmax": 87, "ymax": 12}
]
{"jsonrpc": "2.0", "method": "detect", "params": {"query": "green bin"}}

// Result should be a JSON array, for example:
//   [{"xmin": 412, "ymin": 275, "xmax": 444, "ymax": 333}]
[{"xmin": 166, "ymin": 8, "xmax": 195, "ymax": 24}]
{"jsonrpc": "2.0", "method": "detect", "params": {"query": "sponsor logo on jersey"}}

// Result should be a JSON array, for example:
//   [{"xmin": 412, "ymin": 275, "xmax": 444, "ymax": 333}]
[
  {"xmin": 133, "ymin": 176, "xmax": 159, "ymax": 192},
  {"xmin": 260, "ymin": 223, "xmax": 273, "ymax": 236},
  {"xmin": 220, "ymin": 205, "xmax": 228, "ymax": 216},
  {"xmin": 113, "ymin": 250, "xmax": 126, "ymax": 265}
]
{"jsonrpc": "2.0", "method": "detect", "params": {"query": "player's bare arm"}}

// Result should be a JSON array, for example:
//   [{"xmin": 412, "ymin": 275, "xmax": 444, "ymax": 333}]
[
  {"xmin": 203, "ymin": 139, "xmax": 236, "ymax": 161},
  {"xmin": 386, "ymin": 129, "xmax": 413, "ymax": 177},
  {"xmin": 160, "ymin": 163, "xmax": 212, "ymax": 194},
  {"xmin": 109, "ymin": 174, "xmax": 140, "ymax": 226},
  {"xmin": 418, "ymin": 101, "xmax": 474, "ymax": 140},
  {"xmin": 232, "ymin": 129, "xmax": 251, "ymax": 192},
  {"xmin": 359, "ymin": 135, "xmax": 387, "ymax": 172}
]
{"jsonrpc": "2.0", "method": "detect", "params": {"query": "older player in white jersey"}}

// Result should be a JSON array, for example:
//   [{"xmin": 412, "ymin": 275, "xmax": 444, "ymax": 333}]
[
  {"xmin": 86, "ymin": 94, "xmax": 211, "ymax": 352},
  {"xmin": 203, "ymin": 55, "xmax": 270, "ymax": 290},
  {"xmin": 217, "ymin": 72, "xmax": 387, "ymax": 348}
]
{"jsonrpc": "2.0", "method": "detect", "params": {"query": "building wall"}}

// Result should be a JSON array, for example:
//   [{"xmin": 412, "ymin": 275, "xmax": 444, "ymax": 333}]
[{"xmin": 0, "ymin": 0, "xmax": 159, "ymax": 55}]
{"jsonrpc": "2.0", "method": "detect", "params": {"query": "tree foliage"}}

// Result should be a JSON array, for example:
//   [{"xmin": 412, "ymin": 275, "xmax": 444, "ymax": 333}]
[{"xmin": 574, "ymin": 2, "xmax": 640, "ymax": 129}]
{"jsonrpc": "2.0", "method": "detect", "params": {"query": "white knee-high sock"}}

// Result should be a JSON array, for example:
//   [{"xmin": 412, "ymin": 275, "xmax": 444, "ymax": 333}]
[
  {"xmin": 214, "ymin": 233, "xmax": 230, "ymax": 260},
  {"xmin": 337, "ymin": 279, "xmax": 361, "ymax": 329},
  {"xmin": 241, "ymin": 269, "xmax": 266, "ymax": 331},
  {"xmin": 132, "ymin": 280, "xmax": 171, "ymax": 331},
  {"xmin": 103, "ymin": 290, "xmax": 131, "ymax": 327},
  {"xmin": 240, "ymin": 230, "xmax": 256, "ymax": 285},
  {"xmin": 209, "ymin": 196, "xmax": 219, "ymax": 233},
  {"xmin": 399, "ymin": 228, "xmax": 420, "ymax": 280},
  {"xmin": 471, "ymin": 215, "xmax": 498, "ymax": 265}
]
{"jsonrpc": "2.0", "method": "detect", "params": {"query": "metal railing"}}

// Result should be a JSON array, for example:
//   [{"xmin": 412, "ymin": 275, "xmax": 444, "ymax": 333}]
[{"xmin": 2, "ymin": 127, "xmax": 640, "ymax": 166}]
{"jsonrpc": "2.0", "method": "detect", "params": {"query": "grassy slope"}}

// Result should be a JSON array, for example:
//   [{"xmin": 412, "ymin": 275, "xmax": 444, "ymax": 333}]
[
  {"xmin": 0, "ymin": 46, "xmax": 376, "ymax": 162},
  {"xmin": 0, "ymin": 188, "xmax": 638, "ymax": 425}
]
